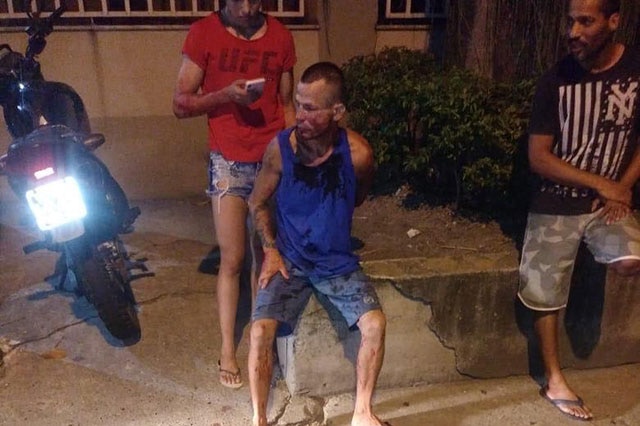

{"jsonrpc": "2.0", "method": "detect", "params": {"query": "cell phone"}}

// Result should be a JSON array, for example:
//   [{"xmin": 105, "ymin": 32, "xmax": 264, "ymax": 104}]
[{"xmin": 245, "ymin": 77, "xmax": 266, "ymax": 95}]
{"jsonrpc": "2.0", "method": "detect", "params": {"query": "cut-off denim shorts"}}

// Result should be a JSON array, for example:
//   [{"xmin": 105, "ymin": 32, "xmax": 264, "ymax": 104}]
[
  {"xmin": 252, "ymin": 258, "xmax": 382, "ymax": 336},
  {"xmin": 207, "ymin": 152, "xmax": 261, "ymax": 205}
]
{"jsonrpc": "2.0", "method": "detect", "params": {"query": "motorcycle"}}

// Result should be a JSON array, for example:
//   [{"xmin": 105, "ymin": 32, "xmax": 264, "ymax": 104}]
[{"xmin": 0, "ymin": 4, "xmax": 148, "ymax": 343}]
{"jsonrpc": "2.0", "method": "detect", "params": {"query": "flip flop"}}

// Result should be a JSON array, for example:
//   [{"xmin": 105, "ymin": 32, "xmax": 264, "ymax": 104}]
[
  {"xmin": 218, "ymin": 360, "xmax": 243, "ymax": 389},
  {"xmin": 539, "ymin": 386, "xmax": 593, "ymax": 421}
]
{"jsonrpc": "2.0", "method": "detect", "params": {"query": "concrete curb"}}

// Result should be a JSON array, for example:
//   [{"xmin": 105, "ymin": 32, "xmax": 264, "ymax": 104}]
[{"xmin": 277, "ymin": 251, "xmax": 640, "ymax": 397}]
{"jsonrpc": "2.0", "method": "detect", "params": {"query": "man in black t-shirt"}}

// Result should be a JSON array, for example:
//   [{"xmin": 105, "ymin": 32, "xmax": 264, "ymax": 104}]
[{"xmin": 518, "ymin": 0, "xmax": 640, "ymax": 421}]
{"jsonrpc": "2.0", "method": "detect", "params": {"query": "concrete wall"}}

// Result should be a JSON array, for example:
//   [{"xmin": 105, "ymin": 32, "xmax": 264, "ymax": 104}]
[
  {"xmin": 0, "ymin": 4, "xmax": 428, "ymax": 203},
  {"xmin": 278, "ymin": 252, "xmax": 640, "ymax": 396}
]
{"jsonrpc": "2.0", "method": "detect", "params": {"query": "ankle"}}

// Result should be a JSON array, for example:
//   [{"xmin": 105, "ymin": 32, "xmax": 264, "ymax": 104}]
[
  {"xmin": 219, "ymin": 352, "xmax": 237, "ymax": 364},
  {"xmin": 353, "ymin": 404, "xmax": 373, "ymax": 417},
  {"xmin": 545, "ymin": 377, "xmax": 573, "ymax": 394},
  {"xmin": 252, "ymin": 415, "xmax": 267, "ymax": 426}
]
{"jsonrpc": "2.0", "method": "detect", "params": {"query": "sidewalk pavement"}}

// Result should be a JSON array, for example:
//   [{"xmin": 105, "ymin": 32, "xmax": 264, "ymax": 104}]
[{"xmin": 1, "ymin": 198, "xmax": 639, "ymax": 426}]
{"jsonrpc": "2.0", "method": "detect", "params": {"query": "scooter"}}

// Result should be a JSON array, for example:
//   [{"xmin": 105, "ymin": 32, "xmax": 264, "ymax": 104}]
[{"xmin": 0, "ymin": 4, "xmax": 148, "ymax": 342}]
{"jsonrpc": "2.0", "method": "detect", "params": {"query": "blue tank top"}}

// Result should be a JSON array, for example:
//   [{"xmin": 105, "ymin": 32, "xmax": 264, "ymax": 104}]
[{"xmin": 275, "ymin": 127, "xmax": 360, "ymax": 281}]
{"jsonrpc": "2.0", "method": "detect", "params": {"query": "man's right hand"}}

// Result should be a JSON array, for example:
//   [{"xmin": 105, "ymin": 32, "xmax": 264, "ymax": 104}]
[{"xmin": 258, "ymin": 248, "xmax": 289, "ymax": 288}]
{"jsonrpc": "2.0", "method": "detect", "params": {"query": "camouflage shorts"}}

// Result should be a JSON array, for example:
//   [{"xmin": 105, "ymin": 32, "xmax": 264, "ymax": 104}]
[{"xmin": 518, "ymin": 211, "xmax": 640, "ymax": 310}]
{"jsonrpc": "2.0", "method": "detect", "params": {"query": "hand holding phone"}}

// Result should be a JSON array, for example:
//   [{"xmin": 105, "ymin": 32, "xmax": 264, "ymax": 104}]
[{"xmin": 245, "ymin": 77, "xmax": 266, "ymax": 100}]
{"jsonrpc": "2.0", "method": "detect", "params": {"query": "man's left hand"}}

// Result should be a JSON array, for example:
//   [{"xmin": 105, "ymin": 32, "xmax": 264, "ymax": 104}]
[
  {"xmin": 594, "ymin": 198, "xmax": 631, "ymax": 225},
  {"xmin": 258, "ymin": 248, "xmax": 289, "ymax": 288}
]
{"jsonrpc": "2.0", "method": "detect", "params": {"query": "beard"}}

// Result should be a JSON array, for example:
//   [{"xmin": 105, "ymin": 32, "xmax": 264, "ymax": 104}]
[
  {"xmin": 220, "ymin": 8, "xmax": 265, "ymax": 39},
  {"xmin": 569, "ymin": 31, "xmax": 614, "ymax": 66}
]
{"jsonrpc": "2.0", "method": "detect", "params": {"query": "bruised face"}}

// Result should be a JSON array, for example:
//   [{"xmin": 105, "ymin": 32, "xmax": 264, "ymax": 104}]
[
  {"xmin": 295, "ymin": 80, "xmax": 344, "ymax": 140},
  {"xmin": 223, "ymin": 0, "xmax": 263, "ymax": 29},
  {"xmin": 567, "ymin": 0, "xmax": 619, "ymax": 66},
  {"xmin": 294, "ymin": 79, "xmax": 345, "ymax": 164}
]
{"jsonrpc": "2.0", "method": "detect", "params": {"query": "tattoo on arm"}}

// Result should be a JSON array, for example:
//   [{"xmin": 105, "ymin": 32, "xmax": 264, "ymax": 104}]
[
  {"xmin": 253, "ymin": 204, "xmax": 277, "ymax": 249},
  {"xmin": 249, "ymin": 138, "xmax": 282, "ymax": 249},
  {"xmin": 261, "ymin": 239, "xmax": 277, "ymax": 249}
]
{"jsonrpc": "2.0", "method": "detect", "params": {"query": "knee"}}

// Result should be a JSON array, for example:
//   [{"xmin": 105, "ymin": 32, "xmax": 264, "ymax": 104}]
[
  {"xmin": 218, "ymin": 250, "xmax": 247, "ymax": 275},
  {"xmin": 358, "ymin": 310, "xmax": 386, "ymax": 339},
  {"xmin": 250, "ymin": 319, "xmax": 277, "ymax": 348},
  {"xmin": 610, "ymin": 258, "xmax": 640, "ymax": 276}
]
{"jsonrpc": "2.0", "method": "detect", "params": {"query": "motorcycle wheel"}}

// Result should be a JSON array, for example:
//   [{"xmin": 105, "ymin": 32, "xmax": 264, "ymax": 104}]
[{"xmin": 73, "ymin": 239, "xmax": 141, "ymax": 343}]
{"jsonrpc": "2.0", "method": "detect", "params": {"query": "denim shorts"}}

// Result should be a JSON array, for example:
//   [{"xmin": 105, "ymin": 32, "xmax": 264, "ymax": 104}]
[
  {"xmin": 206, "ymin": 152, "xmax": 260, "ymax": 201},
  {"xmin": 252, "ymin": 260, "xmax": 382, "ymax": 335},
  {"xmin": 518, "ymin": 211, "xmax": 640, "ymax": 311}
]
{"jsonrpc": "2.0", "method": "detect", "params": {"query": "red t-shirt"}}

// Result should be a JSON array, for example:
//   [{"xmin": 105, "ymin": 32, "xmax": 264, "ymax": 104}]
[{"xmin": 182, "ymin": 13, "xmax": 297, "ymax": 162}]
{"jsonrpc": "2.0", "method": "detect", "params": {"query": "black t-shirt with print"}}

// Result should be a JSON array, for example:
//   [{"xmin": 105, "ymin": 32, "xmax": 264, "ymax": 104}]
[{"xmin": 528, "ymin": 46, "xmax": 640, "ymax": 215}]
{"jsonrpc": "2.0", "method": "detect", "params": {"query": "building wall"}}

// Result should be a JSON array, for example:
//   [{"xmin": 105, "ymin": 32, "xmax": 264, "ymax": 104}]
[{"xmin": 0, "ymin": 15, "xmax": 427, "ymax": 202}]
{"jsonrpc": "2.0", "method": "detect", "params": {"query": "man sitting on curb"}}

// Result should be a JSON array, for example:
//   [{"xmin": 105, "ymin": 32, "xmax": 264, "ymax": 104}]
[{"xmin": 247, "ymin": 61, "xmax": 389, "ymax": 426}]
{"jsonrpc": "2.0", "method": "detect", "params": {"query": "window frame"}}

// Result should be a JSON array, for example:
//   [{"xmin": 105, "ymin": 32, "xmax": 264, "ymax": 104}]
[
  {"xmin": 377, "ymin": 0, "xmax": 448, "ymax": 26},
  {"xmin": 0, "ymin": 0, "xmax": 306, "ymax": 28}
]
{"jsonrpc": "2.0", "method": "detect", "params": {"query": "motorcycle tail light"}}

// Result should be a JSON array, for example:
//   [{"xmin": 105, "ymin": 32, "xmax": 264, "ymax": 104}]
[
  {"xmin": 5, "ymin": 142, "xmax": 56, "ymax": 178},
  {"xmin": 33, "ymin": 166, "xmax": 55, "ymax": 179},
  {"xmin": 25, "ymin": 176, "xmax": 87, "ymax": 231}
]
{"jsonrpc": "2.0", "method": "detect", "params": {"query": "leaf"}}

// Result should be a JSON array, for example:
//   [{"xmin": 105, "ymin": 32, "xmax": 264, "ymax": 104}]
[{"xmin": 41, "ymin": 348, "xmax": 67, "ymax": 360}]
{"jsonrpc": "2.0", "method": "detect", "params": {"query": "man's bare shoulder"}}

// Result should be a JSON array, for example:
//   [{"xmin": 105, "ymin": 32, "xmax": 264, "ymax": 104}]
[
  {"xmin": 345, "ymin": 127, "xmax": 367, "ymax": 144},
  {"xmin": 262, "ymin": 135, "xmax": 283, "ymax": 170},
  {"xmin": 345, "ymin": 128, "xmax": 374, "ymax": 163}
]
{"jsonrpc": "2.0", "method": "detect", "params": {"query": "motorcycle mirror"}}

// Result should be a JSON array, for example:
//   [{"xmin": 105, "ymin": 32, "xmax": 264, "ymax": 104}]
[
  {"xmin": 25, "ymin": 1, "xmax": 65, "ymax": 38},
  {"xmin": 24, "ymin": 3, "xmax": 65, "ymax": 59},
  {"xmin": 83, "ymin": 133, "xmax": 106, "ymax": 151},
  {"xmin": 49, "ymin": 4, "xmax": 66, "ymax": 21},
  {"xmin": 0, "ymin": 153, "xmax": 7, "ymax": 175},
  {"xmin": 25, "ymin": 0, "xmax": 39, "ymax": 19}
]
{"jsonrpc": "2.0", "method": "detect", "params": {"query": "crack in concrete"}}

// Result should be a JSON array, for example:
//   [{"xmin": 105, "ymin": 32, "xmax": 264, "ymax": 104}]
[
  {"xmin": 386, "ymin": 276, "xmax": 520, "ymax": 381},
  {"xmin": 0, "ymin": 317, "xmax": 26, "ymax": 328},
  {"xmin": 386, "ymin": 279, "xmax": 466, "ymax": 377},
  {"xmin": 306, "ymin": 396, "xmax": 327, "ymax": 426},
  {"xmin": 8, "ymin": 317, "xmax": 89, "ymax": 350},
  {"xmin": 137, "ymin": 288, "xmax": 212, "ymax": 306},
  {"xmin": 385, "ymin": 279, "xmax": 434, "ymax": 305},
  {"xmin": 0, "ymin": 288, "xmax": 211, "ymax": 354},
  {"xmin": 275, "ymin": 394, "xmax": 328, "ymax": 426},
  {"xmin": 270, "ymin": 393, "xmax": 291, "ymax": 425},
  {"xmin": 0, "ymin": 316, "xmax": 88, "ymax": 376}
]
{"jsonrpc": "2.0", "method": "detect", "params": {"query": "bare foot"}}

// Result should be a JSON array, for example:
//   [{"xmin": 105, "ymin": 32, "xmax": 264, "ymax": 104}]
[
  {"xmin": 351, "ymin": 413, "xmax": 389, "ymax": 426},
  {"xmin": 540, "ymin": 383, "xmax": 593, "ymax": 421}
]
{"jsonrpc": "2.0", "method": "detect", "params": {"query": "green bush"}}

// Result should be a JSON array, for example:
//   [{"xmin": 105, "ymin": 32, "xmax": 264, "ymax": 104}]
[{"xmin": 342, "ymin": 47, "xmax": 536, "ymax": 216}]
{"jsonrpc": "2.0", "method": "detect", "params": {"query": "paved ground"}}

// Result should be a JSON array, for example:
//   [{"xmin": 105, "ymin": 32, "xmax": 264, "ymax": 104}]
[{"xmin": 1, "ymin": 198, "xmax": 640, "ymax": 426}]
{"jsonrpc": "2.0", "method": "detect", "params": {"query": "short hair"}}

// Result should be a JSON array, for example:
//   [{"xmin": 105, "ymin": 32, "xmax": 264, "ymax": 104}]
[
  {"xmin": 600, "ymin": 0, "xmax": 620, "ymax": 17},
  {"xmin": 300, "ymin": 61, "xmax": 345, "ymax": 105}
]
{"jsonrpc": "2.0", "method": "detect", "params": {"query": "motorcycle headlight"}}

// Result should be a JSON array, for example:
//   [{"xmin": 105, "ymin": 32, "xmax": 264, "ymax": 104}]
[{"xmin": 25, "ymin": 176, "xmax": 87, "ymax": 231}]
